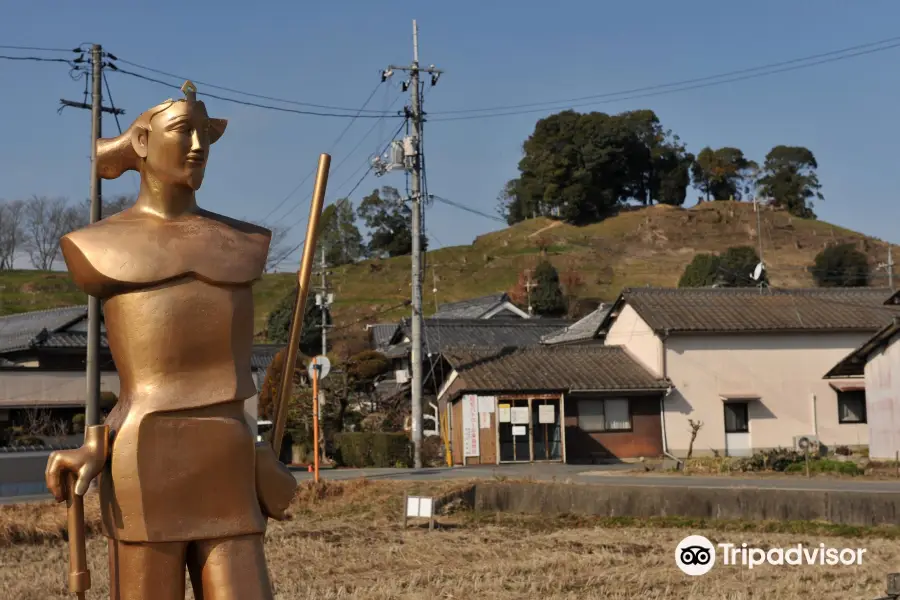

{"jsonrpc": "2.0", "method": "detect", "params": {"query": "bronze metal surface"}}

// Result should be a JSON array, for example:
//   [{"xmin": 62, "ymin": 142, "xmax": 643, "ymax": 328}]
[
  {"xmin": 44, "ymin": 81, "xmax": 294, "ymax": 598},
  {"xmin": 270, "ymin": 153, "xmax": 330, "ymax": 455}
]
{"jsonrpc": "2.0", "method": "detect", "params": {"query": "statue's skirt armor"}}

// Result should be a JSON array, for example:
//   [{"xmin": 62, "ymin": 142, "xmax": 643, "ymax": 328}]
[{"xmin": 100, "ymin": 411, "xmax": 266, "ymax": 542}]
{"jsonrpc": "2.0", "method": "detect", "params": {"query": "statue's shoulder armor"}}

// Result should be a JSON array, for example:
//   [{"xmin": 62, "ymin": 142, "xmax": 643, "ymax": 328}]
[{"xmin": 61, "ymin": 208, "xmax": 272, "ymax": 298}]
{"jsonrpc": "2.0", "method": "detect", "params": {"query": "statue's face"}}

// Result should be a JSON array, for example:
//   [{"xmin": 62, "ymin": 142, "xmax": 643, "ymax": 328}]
[{"xmin": 145, "ymin": 100, "xmax": 211, "ymax": 191}]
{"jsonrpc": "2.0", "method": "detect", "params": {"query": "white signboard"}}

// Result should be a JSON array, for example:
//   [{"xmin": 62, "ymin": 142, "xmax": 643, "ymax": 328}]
[
  {"xmin": 511, "ymin": 407, "xmax": 530, "ymax": 425},
  {"xmin": 406, "ymin": 496, "xmax": 433, "ymax": 518},
  {"xmin": 462, "ymin": 394, "xmax": 480, "ymax": 457},
  {"xmin": 479, "ymin": 412, "xmax": 491, "ymax": 429},
  {"xmin": 498, "ymin": 404, "xmax": 511, "ymax": 423},
  {"xmin": 478, "ymin": 395, "xmax": 496, "ymax": 413},
  {"xmin": 538, "ymin": 404, "xmax": 555, "ymax": 424},
  {"xmin": 512, "ymin": 425, "xmax": 527, "ymax": 437}
]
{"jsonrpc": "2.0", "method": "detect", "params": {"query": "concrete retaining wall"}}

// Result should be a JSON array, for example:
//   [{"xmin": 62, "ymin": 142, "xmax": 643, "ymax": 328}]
[
  {"xmin": 473, "ymin": 482, "xmax": 900, "ymax": 527},
  {"xmin": 0, "ymin": 452, "xmax": 51, "ymax": 497}
]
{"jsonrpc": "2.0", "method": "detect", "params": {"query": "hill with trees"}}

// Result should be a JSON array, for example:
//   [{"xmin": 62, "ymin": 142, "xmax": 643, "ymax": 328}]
[{"xmin": 0, "ymin": 200, "xmax": 892, "ymax": 355}]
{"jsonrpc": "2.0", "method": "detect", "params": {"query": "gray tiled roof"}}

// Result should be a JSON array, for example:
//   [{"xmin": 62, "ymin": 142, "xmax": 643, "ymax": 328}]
[
  {"xmin": 541, "ymin": 304, "xmax": 611, "ymax": 345},
  {"xmin": 251, "ymin": 345, "xmax": 281, "ymax": 372},
  {"xmin": 38, "ymin": 331, "xmax": 109, "ymax": 349},
  {"xmin": 367, "ymin": 323, "xmax": 400, "ymax": 349},
  {"xmin": 0, "ymin": 306, "xmax": 88, "ymax": 352},
  {"xmin": 825, "ymin": 316, "xmax": 900, "ymax": 379},
  {"xmin": 615, "ymin": 287, "xmax": 899, "ymax": 334},
  {"xmin": 443, "ymin": 345, "xmax": 668, "ymax": 395},
  {"xmin": 391, "ymin": 318, "xmax": 572, "ymax": 355},
  {"xmin": 432, "ymin": 293, "xmax": 512, "ymax": 319}
]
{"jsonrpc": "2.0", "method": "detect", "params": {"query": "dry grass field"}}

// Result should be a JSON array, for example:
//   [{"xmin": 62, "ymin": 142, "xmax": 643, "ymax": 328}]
[{"xmin": 0, "ymin": 479, "xmax": 896, "ymax": 599}]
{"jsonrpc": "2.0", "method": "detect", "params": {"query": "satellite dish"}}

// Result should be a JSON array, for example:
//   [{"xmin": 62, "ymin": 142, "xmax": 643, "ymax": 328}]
[{"xmin": 751, "ymin": 262, "xmax": 765, "ymax": 281}]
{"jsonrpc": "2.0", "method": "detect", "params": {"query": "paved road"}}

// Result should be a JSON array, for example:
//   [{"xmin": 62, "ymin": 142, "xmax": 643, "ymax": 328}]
[{"xmin": 5, "ymin": 463, "xmax": 900, "ymax": 505}]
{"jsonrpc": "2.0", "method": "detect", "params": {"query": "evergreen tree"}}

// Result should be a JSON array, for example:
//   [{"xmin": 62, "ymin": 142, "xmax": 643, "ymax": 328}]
[
  {"xmin": 531, "ymin": 260, "xmax": 567, "ymax": 316},
  {"xmin": 321, "ymin": 198, "xmax": 364, "ymax": 266},
  {"xmin": 678, "ymin": 253, "xmax": 721, "ymax": 288},
  {"xmin": 266, "ymin": 287, "xmax": 330, "ymax": 355},
  {"xmin": 810, "ymin": 243, "xmax": 870, "ymax": 287}
]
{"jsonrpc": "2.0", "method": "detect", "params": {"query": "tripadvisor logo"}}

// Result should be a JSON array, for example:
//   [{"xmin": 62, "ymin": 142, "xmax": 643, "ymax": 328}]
[{"xmin": 675, "ymin": 535, "xmax": 867, "ymax": 576}]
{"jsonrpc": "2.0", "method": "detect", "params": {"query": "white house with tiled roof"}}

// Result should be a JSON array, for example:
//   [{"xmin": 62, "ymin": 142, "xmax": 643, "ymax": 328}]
[{"xmin": 598, "ymin": 287, "xmax": 900, "ymax": 458}]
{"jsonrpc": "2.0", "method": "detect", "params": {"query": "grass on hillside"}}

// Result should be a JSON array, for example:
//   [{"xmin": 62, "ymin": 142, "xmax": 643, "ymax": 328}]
[
  {"xmin": 1, "ymin": 202, "xmax": 891, "ymax": 346},
  {"xmin": 0, "ymin": 479, "xmax": 897, "ymax": 599}
]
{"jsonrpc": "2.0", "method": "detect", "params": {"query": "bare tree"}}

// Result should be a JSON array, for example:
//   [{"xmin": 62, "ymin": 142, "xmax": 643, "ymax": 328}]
[
  {"xmin": 19, "ymin": 407, "xmax": 69, "ymax": 438},
  {"xmin": 686, "ymin": 419, "xmax": 703, "ymax": 459},
  {"xmin": 0, "ymin": 199, "xmax": 25, "ymax": 269},
  {"xmin": 23, "ymin": 196, "xmax": 78, "ymax": 270},
  {"xmin": 70, "ymin": 194, "xmax": 137, "ymax": 230},
  {"xmin": 250, "ymin": 221, "xmax": 291, "ymax": 272}
]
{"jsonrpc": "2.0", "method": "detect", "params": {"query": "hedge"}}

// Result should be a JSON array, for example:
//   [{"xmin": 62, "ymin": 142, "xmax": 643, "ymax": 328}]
[{"xmin": 334, "ymin": 432, "xmax": 412, "ymax": 468}]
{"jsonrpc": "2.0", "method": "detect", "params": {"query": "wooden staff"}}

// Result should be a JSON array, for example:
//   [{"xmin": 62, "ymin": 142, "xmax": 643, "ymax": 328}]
[
  {"xmin": 66, "ymin": 471, "xmax": 89, "ymax": 599},
  {"xmin": 270, "ymin": 153, "xmax": 331, "ymax": 456}
]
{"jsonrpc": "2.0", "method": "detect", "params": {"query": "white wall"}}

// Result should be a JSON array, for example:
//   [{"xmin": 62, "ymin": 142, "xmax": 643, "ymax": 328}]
[
  {"xmin": 0, "ymin": 371, "xmax": 121, "ymax": 407},
  {"xmin": 865, "ymin": 332, "xmax": 900, "ymax": 460},
  {"xmin": 604, "ymin": 305, "xmax": 662, "ymax": 376},
  {"xmin": 664, "ymin": 333, "xmax": 871, "ymax": 456}
]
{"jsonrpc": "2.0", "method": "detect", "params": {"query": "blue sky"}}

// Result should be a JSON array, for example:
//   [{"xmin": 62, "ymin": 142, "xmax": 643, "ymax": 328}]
[{"xmin": 2, "ymin": 1, "xmax": 899, "ymax": 270}]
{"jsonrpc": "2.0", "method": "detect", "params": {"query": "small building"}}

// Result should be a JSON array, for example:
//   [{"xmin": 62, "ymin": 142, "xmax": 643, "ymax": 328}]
[
  {"xmin": 825, "ymin": 311, "xmax": 900, "ymax": 460},
  {"xmin": 431, "ymin": 292, "xmax": 531, "ymax": 320},
  {"xmin": 598, "ymin": 287, "xmax": 899, "ymax": 457},
  {"xmin": 438, "ymin": 345, "xmax": 669, "ymax": 464},
  {"xmin": 540, "ymin": 304, "xmax": 611, "ymax": 346}
]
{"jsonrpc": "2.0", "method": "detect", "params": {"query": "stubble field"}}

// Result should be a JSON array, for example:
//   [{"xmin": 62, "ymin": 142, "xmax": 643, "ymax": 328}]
[{"xmin": 0, "ymin": 479, "xmax": 894, "ymax": 599}]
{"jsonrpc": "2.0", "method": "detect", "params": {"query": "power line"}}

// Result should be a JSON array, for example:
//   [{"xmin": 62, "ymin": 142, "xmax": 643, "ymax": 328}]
[
  {"xmin": 269, "ymin": 118, "xmax": 409, "ymax": 271},
  {"xmin": 261, "ymin": 81, "xmax": 393, "ymax": 223},
  {"xmin": 0, "ymin": 44, "xmax": 77, "ymax": 53},
  {"xmin": 431, "ymin": 34, "xmax": 900, "ymax": 116},
  {"xmin": 430, "ymin": 39, "xmax": 900, "ymax": 122},
  {"xmin": 109, "ymin": 55, "xmax": 395, "ymax": 115},
  {"xmin": 0, "ymin": 54, "xmax": 76, "ymax": 64},
  {"xmin": 107, "ymin": 65, "xmax": 401, "ymax": 119},
  {"xmin": 430, "ymin": 194, "xmax": 507, "ymax": 223}
]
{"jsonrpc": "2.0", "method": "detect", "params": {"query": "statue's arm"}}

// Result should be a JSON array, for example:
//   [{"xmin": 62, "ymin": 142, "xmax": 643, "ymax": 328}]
[{"xmin": 60, "ymin": 233, "xmax": 121, "ymax": 298}]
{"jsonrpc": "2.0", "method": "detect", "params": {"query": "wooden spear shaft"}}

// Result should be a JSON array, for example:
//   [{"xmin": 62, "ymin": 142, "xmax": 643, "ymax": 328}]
[{"xmin": 270, "ymin": 154, "xmax": 331, "ymax": 456}]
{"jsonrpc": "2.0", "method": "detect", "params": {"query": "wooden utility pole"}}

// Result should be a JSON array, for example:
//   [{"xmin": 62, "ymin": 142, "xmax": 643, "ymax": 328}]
[{"xmin": 59, "ymin": 44, "xmax": 123, "ymax": 432}]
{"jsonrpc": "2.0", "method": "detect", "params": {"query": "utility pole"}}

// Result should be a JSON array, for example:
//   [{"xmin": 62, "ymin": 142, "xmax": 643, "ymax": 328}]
[
  {"xmin": 431, "ymin": 263, "xmax": 442, "ymax": 313},
  {"xmin": 383, "ymin": 20, "xmax": 442, "ymax": 469},
  {"xmin": 315, "ymin": 246, "xmax": 332, "ymax": 357},
  {"xmin": 879, "ymin": 244, "xmax": 895, "ymax": 291},
  {"xmin": 59, "ymin": 45, "xmax": 122, "ymax": 433},
  {"xmin": 61, "ymin": 45, "xmax": 124, "ymax": 434},
  {"xmin": 524, "ymin": 269, "xmax": 537, "ymax": 316}
]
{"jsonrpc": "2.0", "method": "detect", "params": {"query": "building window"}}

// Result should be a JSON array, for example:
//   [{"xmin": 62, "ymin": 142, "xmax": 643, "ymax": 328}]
[
  {"xmin": 837, "ymin": 390, "xmax": 867, "ymax": 424},
  {"xmin": 724, "ymin": 402, "xmax": 749, "ymax": 434},
  {"xmin": 577, "ymin": 398, "xmax": 632, "ymax": 432}
]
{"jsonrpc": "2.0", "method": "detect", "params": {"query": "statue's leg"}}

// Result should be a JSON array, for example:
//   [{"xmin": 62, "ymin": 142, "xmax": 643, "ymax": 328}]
[
  {"xmin": 187, "ymin": 534, "xmax": 274, "ymax": 600},
  {"xmin": 108, "ymin": 538, "xmax": 188, "ymax": 600}
]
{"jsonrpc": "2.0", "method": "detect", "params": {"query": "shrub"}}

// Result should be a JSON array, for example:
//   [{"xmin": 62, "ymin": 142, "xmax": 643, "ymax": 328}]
[
  {"xmin": 333, "ymin": 432, "xmax": 412, "ymax": 468},
  {"xmin": 735, "ymin": 448, "xmax": 805, "ymax": 472},
  {"xmin": 422, "ymin": 435, "xmax": 447, "ymax": 467},
  {"xmin": 809, "ymin": 243, "xmax": 869, "ymax": 287},
  {"xmin": 834, "ymin": 445, "xmax": 852, "ymax": 456}
]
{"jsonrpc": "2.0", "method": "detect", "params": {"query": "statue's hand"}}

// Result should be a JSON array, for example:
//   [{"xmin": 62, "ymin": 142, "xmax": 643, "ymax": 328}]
[{"xmin": 45, "ymin": 424, "xmax": 110, "ymax": 502}]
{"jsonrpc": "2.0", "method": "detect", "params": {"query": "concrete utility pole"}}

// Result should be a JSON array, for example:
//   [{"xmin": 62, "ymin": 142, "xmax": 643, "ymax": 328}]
[
  {"xmin": 879, "ymin": 244, "xmax": 895, "ymax": 291},
  {"xmin": 385, "ymin": 20, "xmax": 443, "ymax": 469},
  {"xmin": 316, "ymin": 245, "xmax": 332, "ymax": 357},
  {"xmin": 60, "ymin": 45, "xmax": 125, "ymax": 435},
  {"xmin": 524, "ymin": 269, "xmax": 537, "ymax": 316}
]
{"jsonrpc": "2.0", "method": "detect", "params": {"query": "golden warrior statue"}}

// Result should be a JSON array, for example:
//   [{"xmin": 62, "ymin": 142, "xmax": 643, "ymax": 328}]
[{"xmin": 45, "ymin": 81, "xmax": 300, "ymax": 599}]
